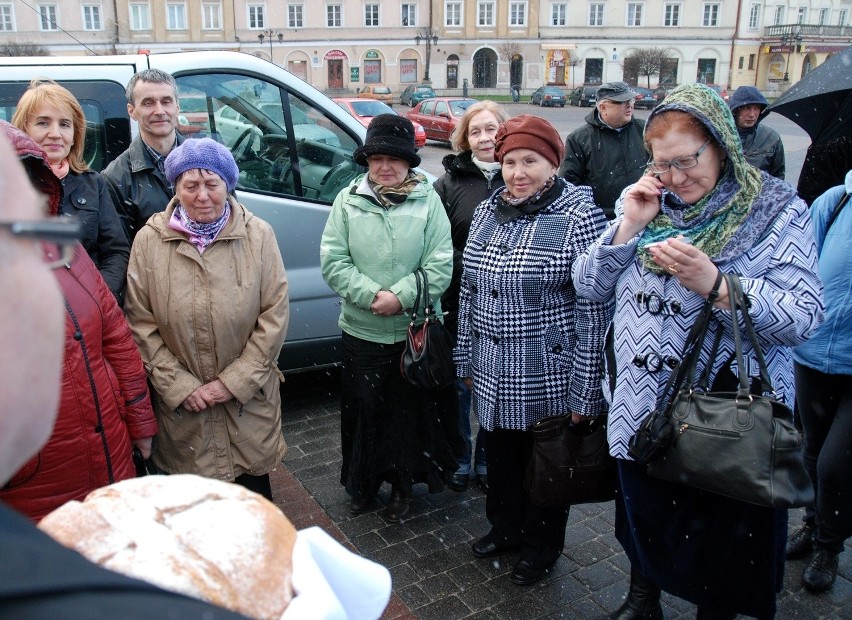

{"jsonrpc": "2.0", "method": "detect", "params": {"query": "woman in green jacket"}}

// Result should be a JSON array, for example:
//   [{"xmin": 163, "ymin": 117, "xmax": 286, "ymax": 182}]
[{"xmin": 320, "ymin": 115, "xmax": 458, "ymax": 523}]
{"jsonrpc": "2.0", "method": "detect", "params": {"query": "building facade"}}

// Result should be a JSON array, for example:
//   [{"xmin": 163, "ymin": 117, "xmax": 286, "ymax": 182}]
[{"xmin": 0, "ymin": 0, "xmax": 849, "ymax": 96}]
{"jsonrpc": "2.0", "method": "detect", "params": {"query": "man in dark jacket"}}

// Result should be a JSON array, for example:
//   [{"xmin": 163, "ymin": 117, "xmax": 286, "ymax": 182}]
[
  {"xmin": 103, "ymin": 68, "xmax": 185, "ymax": 241},
  {"xmin": 728, "ymin": 86, "xmax": 785, "ymax": 179},
  {"xmin": 558, "ymin": 82, "xmax": 647, "ymax": 219},
  {"xmin": 0, "ymin": 130, "xmax": 247, "ymax": 620}
]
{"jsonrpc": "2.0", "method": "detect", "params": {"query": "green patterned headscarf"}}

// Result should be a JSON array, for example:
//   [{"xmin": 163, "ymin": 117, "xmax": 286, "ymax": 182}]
[{"xmin": 638, "ymin": 83, "xmax": 794, "ymax": 273}]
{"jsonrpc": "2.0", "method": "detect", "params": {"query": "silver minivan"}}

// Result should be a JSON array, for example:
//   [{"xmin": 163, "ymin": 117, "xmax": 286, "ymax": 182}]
[{"xmin": 0, "ymin": 51, "xmax": 369, "ymax": 372}]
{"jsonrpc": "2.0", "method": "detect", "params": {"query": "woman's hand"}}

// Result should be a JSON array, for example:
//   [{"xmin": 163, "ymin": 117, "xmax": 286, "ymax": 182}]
[
  {"xmin": 132, "ymin": 436, "xmax": 154, "ymax": 460},
  {"xmin": 371, "ymin": 290, "xmax": 402, "ymax": 316},
  {"xmin": 182, "ymin": 380, "xmax": 234, "ymax": 412},
  {"xmin": 613, "ymin": 174, "xmax": 664, "ymax": 244},
  {"xmin": 648, "ymin": 239, "xmax": 730, "ymax": 308}
]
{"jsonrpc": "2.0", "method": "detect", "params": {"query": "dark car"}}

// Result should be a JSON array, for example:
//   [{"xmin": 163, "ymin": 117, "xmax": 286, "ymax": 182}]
[
  {"xmin": 400, "ymin": 84, "xmax": 437, "ymax": 107},
  {"xmin": 568, "ymin": 85, "xmax": 597, "ymax": 107},
  {"xmin": 653, "ymin": 84, "xmax": 678, "ymax": 104},
  {"xmin": 530, "ymin": 86, "xmax": 566, "ymax": 107},
  {"xmin": 633, "ymin": 87, "xmax": 659, "ymax": 109}
]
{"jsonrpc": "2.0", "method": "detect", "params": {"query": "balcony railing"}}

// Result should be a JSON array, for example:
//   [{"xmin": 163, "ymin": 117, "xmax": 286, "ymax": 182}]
[{"xmin": 765, "ymin": 23, "xmax": 852, "ymax": 38}]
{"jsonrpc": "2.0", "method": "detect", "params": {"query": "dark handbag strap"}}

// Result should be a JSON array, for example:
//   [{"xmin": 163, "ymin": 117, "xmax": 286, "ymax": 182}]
[
  {"xmin": 409, "ymin": 267, "xmax": 438, "ymax": 323},
  {"xmin": 409, "ymin": 268, "xmax": 423, "ymax": 323},
  {"xmin": 728, "ymin": 274, "xmax": 776, "ymax": 394},
  {"xmin": 825, "ymin": 192, "xmax": 850, "ymax": 237},
  {"xmin": 654, "ymin": 270, "xmax": 724, "ymax": 412}
]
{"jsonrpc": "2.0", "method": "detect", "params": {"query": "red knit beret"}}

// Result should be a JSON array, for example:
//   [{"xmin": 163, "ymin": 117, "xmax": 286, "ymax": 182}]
[{"xmin": 495, "ymin": 115, "xmax": 564, "ymax": 168}]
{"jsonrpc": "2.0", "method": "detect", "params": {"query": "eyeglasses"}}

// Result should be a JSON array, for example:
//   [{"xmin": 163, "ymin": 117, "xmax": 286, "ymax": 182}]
[
  {"xmin": 0, "ymin": 217, "xmax": 82, "ymax": 269},
  {"xmin": 635, "ymin": 290, "xmax": 683, "ymax": 315},
  {"xmin": 646, "ymin": 139, "xmax": 712, "ymax": 175}
]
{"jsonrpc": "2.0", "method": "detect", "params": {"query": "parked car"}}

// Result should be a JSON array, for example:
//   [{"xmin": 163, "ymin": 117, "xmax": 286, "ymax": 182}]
[
  {"xmin": 357, "ymin": 84, "xmax": 394, "ymax": 105},
  {"xmin": 400, "ymin": 84, "xmax": 436, "ymax": 107},
  {"xmin": 406, "ymin": 97, "xmax": 477, "ymax": 143},
  {"xmin": 177, "ymin": 93, "xmax": 211, "ymax": 133},
  {"xmin": 704, "ymin": 83, "xmax": 730, "ymax": 101},
  {"xmin": 633, "ymin": 87, "xmax": 659, "ymax": 109},
  {"xmin": 530, "ymin": 86, "xmax": 567, "ymax": 107},
  {"xmin": 333, "ymin": 98, "xmax": 426, "ymax": 149},
  {"xmin": 653, "ymin": 84, "xmax": 678, "ymax": 104},
  {"xmin": 568, "ymin": 85, "xmax": 598, "ymax": 107},
  {"xmin": 0, "ymin": 51, "xmax": 371, "ymax": 373}
]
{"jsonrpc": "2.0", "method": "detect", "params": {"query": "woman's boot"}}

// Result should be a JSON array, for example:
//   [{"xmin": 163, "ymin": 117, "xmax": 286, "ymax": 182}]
[
  {"xmin": 383, "ymin": 482, "xmax": 410, "ymax": 523},
  {"xmin": 609, "ymin": 566, "xmax": 664, "ymax": 620}
]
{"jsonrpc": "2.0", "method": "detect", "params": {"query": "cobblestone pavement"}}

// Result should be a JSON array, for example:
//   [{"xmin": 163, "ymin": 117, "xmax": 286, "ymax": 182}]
[{"xmin": 277, "ymin": 371, "xmax": 851, "ymax": 619}]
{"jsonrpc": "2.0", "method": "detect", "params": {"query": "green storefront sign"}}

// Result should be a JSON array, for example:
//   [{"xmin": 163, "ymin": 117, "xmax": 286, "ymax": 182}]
[{"xmin": 350, "ymin": 67, "xmax": 360, "ymax": 82}]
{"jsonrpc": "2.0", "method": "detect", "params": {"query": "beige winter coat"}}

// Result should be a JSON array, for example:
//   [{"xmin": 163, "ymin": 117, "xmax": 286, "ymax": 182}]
[{"xmin": 125, "ymin": 196, "xmax": 289, "ymax": 480}]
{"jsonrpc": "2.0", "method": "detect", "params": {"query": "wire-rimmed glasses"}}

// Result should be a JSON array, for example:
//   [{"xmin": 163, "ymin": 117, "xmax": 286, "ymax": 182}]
[
  {"xmin": 646, "ymin": 139, "xmax": 711, "ymax": 175},
  {"xmin": 0, "ymin": 217, "xmax": 82, "ymax": 269}
]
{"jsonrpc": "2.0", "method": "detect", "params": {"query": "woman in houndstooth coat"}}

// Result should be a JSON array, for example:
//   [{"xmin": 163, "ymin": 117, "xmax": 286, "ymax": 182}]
[{"xmin": 454, "ymin": 115, "xmax": 611, "ymax": 586}]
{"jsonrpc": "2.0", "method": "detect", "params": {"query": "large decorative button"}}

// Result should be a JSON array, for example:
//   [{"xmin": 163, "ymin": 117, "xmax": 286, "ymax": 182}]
[{"xmin": 77, "ymin": 197, "xmax": 87, "ymax": 205}]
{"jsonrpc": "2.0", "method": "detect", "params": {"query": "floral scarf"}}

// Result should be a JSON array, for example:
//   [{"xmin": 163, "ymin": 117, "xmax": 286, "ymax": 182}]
[
  {"xmin": 638, "ymin": 83, "xmax": 796, "ymax": 273},
  {"xmin": 168, "ymin": 201, "xmax": 231, "ymax": 253},
  {"xmin": 367, "ymin": 170, "xmax": 428, "ymax": 208}
]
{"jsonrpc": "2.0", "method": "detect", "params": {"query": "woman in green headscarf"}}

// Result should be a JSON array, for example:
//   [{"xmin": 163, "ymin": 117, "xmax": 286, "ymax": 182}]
[{"xmin": 574, "ymin": 83, "xmax": 824, "ymax": 619}]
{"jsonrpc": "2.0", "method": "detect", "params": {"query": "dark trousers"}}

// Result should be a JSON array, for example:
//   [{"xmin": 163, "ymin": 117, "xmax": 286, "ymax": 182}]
[
  {"xmin": 484, "ymin": 427, "xmax": 568, "ymax": 567},
  {"xmin": 234, "ymin": 472, "xmax": 272, "ymax": 502},
  {"xmin": 794, "ymin": 362, "xmax": 852, "ymax": 554}
]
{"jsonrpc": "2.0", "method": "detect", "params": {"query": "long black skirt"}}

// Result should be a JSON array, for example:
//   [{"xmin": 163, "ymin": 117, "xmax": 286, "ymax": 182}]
[
  {"xmin": 616, "ymin": 459, "xmax": 786, "ymax": 619},
  {"xmin": 339, "ymin": 332, "xmax": 461, "ymax": 498}
]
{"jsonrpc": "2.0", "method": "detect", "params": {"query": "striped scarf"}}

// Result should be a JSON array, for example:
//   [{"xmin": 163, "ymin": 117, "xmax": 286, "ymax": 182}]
[{"xmin": 367, "ymin": 170, "xmax": 427, "ymax": 208}]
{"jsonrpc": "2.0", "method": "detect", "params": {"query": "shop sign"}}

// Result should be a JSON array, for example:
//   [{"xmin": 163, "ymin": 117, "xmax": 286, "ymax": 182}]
[{"xmin": 350, "ymin": 67, "xmax": 360, "ymax": 81}]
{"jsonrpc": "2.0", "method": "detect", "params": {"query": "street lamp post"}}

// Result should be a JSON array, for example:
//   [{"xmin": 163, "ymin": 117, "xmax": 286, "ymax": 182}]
[
  {"xmin": 415, "ymin": 28, "xmax": 439, "ymax": 83},
  {"xmin": 781, "ymin": 27, "xmax": 803, "ymax": 82},
  {"xmin": 258, "ymin": 29, "xmax": 283, "ymax": 64}
]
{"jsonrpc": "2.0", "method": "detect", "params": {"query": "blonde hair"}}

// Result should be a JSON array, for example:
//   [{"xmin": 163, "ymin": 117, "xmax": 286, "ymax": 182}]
[
  {"xmin": 11, "ymin": 78, "xmax": 89, "ymax": 173},
  {"xmin": 450, "ymin": 100, "xmax": 510, "ymax": 153}
]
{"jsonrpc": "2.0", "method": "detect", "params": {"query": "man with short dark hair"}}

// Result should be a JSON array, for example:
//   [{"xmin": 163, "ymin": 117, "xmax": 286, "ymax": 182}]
[
  {"xmin": 103, "ymin": 68, "xmax": 185, "ymax": 241},
  {"xmin": 728, "ymin": 86, "xmax": 785, "ymax": 179},
  {"xmin": 558, "ymin": 81, "xmax": 647, "ymax": 219}
]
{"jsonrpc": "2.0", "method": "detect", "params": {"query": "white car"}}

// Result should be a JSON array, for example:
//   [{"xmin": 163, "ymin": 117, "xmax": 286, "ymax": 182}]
[{"xmin": 214, "ymin": 101, "xmax": 341, "ymax": 149}]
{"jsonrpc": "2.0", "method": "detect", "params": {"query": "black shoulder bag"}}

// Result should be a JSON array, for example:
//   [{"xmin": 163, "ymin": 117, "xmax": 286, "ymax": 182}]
[
  {"xmin": 400, "ymin": 268, "xmax": 455, "ymax": 390},
  {"xmin": 645, "ymin": 273, "xmax": 814, "ymax": 508}
]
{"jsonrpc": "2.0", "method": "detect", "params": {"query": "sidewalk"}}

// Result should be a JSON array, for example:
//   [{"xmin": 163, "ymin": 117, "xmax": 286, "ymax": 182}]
[{"xmin": 275, "ymin": 372, "xmax": 851, "ymax": 619}]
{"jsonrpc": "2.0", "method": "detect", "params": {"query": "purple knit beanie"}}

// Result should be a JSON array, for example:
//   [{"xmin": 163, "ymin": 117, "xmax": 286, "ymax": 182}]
[{"xmin": 165, "ymin": 138, "xmax": 239, "ymax": 192}]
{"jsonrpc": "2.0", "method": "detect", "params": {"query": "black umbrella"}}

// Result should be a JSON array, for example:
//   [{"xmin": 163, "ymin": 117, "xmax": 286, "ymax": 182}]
[{"xmin": 765, "ymin": 45, "xmax": 852, "ymax": 143}]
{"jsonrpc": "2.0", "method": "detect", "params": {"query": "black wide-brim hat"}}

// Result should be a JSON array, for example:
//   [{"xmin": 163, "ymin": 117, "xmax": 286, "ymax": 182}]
[{"xmin": 353, "ymin": 114, "xmax": 421, "ymax": 168}]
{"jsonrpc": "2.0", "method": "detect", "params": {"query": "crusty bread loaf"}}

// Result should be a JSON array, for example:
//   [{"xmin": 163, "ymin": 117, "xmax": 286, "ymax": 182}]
[{"xmin": 38, "ymin": 474, "xmax": 296, "ymax": 620}]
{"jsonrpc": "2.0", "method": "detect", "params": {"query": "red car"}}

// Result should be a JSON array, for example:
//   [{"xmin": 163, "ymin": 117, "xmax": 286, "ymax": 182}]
[
  {"xmin": 407, "ymin": 97, "xmax": 477, "ymax": 143},
  {"xmin": 333, "ymin": 97, "xmax": 426, "ymax": 149}
]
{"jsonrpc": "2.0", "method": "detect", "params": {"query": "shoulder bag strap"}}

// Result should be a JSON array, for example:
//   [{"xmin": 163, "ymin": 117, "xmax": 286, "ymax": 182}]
[
  {"xmin": 418, "ymin": 267, "xmax": 436, "ymax": 317},
  {"xmin": 656, "ymin": 270, "xmax": 724, "ymax": 411},
  {"xmin": 722, "ymin": 273, "xmax": 752, "ymax": 398},
  {"xmin": 728, "ymin": 274, "xmax": 776, "ymax": 394},
  {"xmin": 409, "ymin": 269, "xmax": 423, "ymax": 323},
  {"xmin": 825, "ymin": 192, "xmax": 850, "ymax": 237}
]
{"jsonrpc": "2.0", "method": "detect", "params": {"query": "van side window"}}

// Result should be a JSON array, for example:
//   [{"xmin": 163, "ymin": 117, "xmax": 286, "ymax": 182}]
[
  {"xmin": 0, "ymin": 81, "xmax": 128, "ymax": 171},
  {"xmin": 175, "ymin": 73, "xmax": 361, "ymax": 203}
]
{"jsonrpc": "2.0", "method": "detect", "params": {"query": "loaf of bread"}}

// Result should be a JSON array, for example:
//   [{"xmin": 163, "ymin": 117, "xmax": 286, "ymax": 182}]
[{"xmin": 38, "ymin": 474, "xmax": 296, "ymax": 620}]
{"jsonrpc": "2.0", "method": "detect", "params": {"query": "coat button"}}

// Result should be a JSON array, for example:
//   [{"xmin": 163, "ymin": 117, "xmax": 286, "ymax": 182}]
[
  {"xmin": 473, "ymin": 330, "xmax": 480, "ymax": 338},
  {"xmin": 499, "ymin": 244, "xmax": 509, "ymax": 253},
  {"xmin": 492, "ymin": 336, "xmax": 499, "ymax": 344},
  {"xmin": 74, "ymin": 331, "xmax": 83, "ymax": 341},
  {"xmin": 470, "ymin": 284, "xmax": 478, "ymax": 293},
  {"xmin": 77, "ymin": 197, "xmax": 87, "ymax": 205},
  {"xmin": 491, "ymin": 289, "xmax": 498, "ymax": 298},
  {"xmin": 552, "ymin": 344, "xmax": 562, "ymax": 354}
]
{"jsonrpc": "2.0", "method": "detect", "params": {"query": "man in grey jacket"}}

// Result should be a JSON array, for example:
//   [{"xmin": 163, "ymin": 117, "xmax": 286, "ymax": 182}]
[
  {"xmin": 558, "ymin": 82, "xmax": 647, "ymax": 219},
  {"xmin": 728, "ymin": 86, "xmax": 785, "ymax": 179}
]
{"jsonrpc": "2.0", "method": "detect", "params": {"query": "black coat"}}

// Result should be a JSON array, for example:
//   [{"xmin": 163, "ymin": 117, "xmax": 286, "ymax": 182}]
[
  {"xmin": 102, "ymin": 134, "xmax": 184, "ymax": 242},
  {"xmin": 60, "ymin": 170, "xmax": 130, "ymax": 301},
  {"xmin": 558, "ymin": 110, "xmax": 646, "ymax": 220},
  {"xmin": 432, "ymin": 151, "xmax": 504, "ymax": 336}
]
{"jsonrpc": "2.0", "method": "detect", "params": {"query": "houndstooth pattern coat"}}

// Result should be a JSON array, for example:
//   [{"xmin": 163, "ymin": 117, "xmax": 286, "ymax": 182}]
[{"xmin": 454, "ymin": 179, "xmax": 611, "ymax": 431}]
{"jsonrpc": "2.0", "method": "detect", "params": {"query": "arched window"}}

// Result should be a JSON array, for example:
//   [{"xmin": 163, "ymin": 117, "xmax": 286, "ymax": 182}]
[{"xmin": 473, "ymin": 48, "xmax": 497, "ymax": 88}]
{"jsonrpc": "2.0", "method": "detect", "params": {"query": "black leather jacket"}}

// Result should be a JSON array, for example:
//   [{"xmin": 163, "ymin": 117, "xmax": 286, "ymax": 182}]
[
  {"xmin": 102, "ymin": 133, "xmax": 184, "ymax": 242},
  {"xmin": 60, "ymin": 170, "xmax": 130, "ymax": 301}
]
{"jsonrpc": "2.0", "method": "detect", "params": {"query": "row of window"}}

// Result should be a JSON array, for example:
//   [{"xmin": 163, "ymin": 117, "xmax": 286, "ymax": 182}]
[{"xmin": 3, "ymin": 2, "xmax": 847, "ymax": 33}]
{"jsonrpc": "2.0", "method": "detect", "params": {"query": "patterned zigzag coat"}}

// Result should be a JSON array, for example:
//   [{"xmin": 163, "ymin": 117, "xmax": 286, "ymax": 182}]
[{"xmin": 454, "ymin": 179, "xmax": 611, "ymax": 431}]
